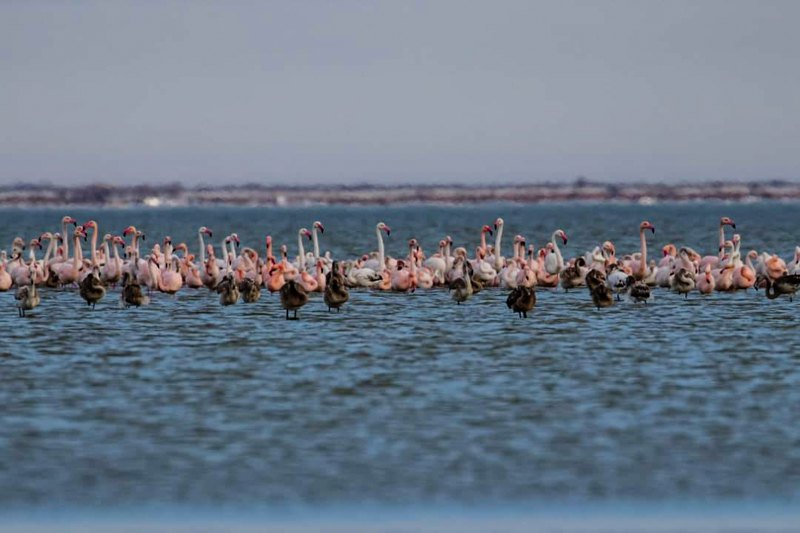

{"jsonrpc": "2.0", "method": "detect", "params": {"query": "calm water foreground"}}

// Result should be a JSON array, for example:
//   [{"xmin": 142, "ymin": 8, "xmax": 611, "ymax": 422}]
[{"xmin": 1, "ymin": 203, "xmax": 799, "ymax": 528}]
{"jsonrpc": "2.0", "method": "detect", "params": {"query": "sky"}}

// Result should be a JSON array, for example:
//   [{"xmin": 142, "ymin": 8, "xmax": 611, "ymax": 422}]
[{"xmin": 1, "ymin": 0, "xmax": 799, "ymax": 186}]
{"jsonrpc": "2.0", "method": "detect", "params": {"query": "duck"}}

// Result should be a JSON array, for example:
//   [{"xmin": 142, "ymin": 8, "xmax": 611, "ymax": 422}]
[
  {"xmin": 280, "ymin": 279, "xmax": 309, "ymax": 319},
  {"xmin": 506, "ymin": 286, "xmax": 536, "ymax": 318},
  {"xmin": 79, "ymin": 265, "xmax": 106, "ymax": 309}
]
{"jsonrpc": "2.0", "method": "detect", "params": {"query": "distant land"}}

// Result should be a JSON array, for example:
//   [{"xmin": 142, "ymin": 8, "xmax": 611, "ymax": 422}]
[{"xmin": 1, "ymin": 179, "xmax": 799, "ymax": 207}]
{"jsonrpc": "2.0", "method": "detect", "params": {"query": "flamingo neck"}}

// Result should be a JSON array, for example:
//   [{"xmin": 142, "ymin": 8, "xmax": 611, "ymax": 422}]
[
  {"xmin": 718, "ymin": 224, "xmax": 726, "ymax": 258},
  {"xmin": 43, "ymin": 239, "xmax": 55, "ymax": 265},
  {"xmin": 376, "ymin": 227, "xmax": 385, "ymax": 274},
  {"xmin": 74, "ymin": 235, "xmax": 83, "ymax": 266},
  {"xmin": 221, "ymin": 238, "xmax": 229, "ymax": 264},
  {"xmin": 639, "ymin": 229, "xmax": 647, "ymax": 277},
  {"xmin": 198, "ymin": 231, "xmax": 206, "ymax": 263},
  {"xmin": 61, "ymin": 220, "xmax": 70, "ymax": 258},
  {"xmin": 480, "ymin": 231, "xmax": 487, "ymax": 254},
  {"xmin": 551, "ymin": 232, "xmax": 563, "ymax": 268},
  {"xmin": 312, "ymin": 229, "xmax": 320, "ymax": 259},
  {"xmin": 298, "ymin": 233, "xmax": 307, "ymax": 272},
  {"xmin": 494, "ymin": 225, "xmax": 504, "ymax": 270}
]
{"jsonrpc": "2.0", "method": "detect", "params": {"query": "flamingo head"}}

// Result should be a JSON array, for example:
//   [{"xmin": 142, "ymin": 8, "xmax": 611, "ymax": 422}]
[
  {"xmin": 313, "ymin": 221, "xmax": 325, "ymax": 234},
  {"xmin": 493, "ymin": 217, "xmax": 504, "ymax": 230},
  {"xmin": 266, "ymin": 235, "xmax": 272, "ymax": 245},
  {"xmin": 122, "ymin": 225, "xmax": 137, "ymax": 237},
  {"xmin": 732, "ymin": 234, "xmax": 741, "ymax": 246},
  {"xmin": 299, "ymin": 228, "xmax": 313, "ymax": 241},
  {"xmin": 377, "ymin": 222, "xmax": 391, "ymax": 236},
  {"xmin": 30, "ymin": 239, "xmax": 42, "ymax": 250},
  {"xmin": 82, "ymin": 220, "xmax": 98, "ymax": 231},
  {"xmin": 408, "ymin": 238, "xmax": 418, "ymax": 248},
  {"xmin": 639, "ymin": 221, "xmax": 655, "ymax": 234},
  {"xmin": 75, "ymin": 226, "xmax": 88, "ymax": 241},
  {"xmin": 556, "ymin": 229, "xmax": 568, "ymax": 245},
  {"xmin": 482, "ymin": 224, "xmax": 493, "ymax": 236},
  {"xmin": 396, "ymin": 259, "xmax": 405, "ymax": 270},
  {"xmin": 39, "ymin": 232, "xmax": 54, "ymax": 241},
  {"xmin": 230, "ymin": 233, "xmax": 241, "ymax": 246},
  {"xmin": 445, "ymin": 235, "xmax": 453, "ymax": 245},
  {"xmin": 62, "ymin": 216, "xmax": 78, "ymax": 226},
  {"xmin": 721, "ymin": 217, "xmax": 736, "ymax": 229},
  {"xmin": 163, "ymin": 236, "xmax": 172, "ymax": 246},
  {"xmin": 602, "ymin": 240, "xmax": 615, "ymax": 256},
  {"xmin": 662, "ymin": 244, "xmax": 676, "ymax": 257},
  {"xmin": 199, "ymin": 226, "xmax": 213, "ymax": 237},
  {"xmin": 113, "ymin": 235, "xmax": 126, "ymax": 246}
]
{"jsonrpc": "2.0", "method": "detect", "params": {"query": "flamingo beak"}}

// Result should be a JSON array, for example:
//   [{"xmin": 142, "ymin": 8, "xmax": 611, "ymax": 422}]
[
  {"xmin": 318, "ymin": 225, "xmax": 325, "ymax": 234},
  {"xmin": 141, "ymin": 234, "xmax": 146, "ymax": 241},
  {"xmin": 562, "ymin": 235, "xmax": 568, "ymax": 245},
  {"xmin": 383, "ymin": 226, "xmax": 391, "ymax": 236},
  {"xmin": 650, "ymin": 227, "xmax": 655, "ymax": 234}
]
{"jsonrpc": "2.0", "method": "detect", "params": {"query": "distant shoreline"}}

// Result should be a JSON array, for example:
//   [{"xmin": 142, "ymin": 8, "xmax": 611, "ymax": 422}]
[{"xmin": 1, "ymin": 180, "xmax": 799, "ymax": 207}]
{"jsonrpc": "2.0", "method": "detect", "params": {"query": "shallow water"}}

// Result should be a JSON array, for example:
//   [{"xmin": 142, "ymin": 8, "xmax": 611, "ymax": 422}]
[{"xmin": 1, "ymin": 203, "xmax": 799, "ymax": 512}]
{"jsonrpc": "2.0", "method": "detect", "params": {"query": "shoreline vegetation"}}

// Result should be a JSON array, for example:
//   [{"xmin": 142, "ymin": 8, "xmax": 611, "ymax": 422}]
[{"xmin": 1, "ymin": 179, "xmax": 799, "ymax": 207}]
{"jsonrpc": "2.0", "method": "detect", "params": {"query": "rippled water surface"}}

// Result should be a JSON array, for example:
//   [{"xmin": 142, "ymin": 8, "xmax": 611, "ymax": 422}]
[{"xmin": 1, "ymin": 203, "xmax": 799, "ymax": 512}]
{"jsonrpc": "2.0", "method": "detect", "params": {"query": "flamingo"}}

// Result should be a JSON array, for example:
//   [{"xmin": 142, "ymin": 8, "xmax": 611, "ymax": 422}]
[
  {"xmin": 544, "ymin": 229, "xmax": 568, "ymax": 276},
  {"xmin": 699, "ymin": 217, "xmax": 736, "ymax": 270}
]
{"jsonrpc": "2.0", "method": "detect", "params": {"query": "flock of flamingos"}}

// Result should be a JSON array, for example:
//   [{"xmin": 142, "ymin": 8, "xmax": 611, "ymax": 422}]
[{"xmin": 2, "ymin": 215, "xmax": 800, "ymax": 319}]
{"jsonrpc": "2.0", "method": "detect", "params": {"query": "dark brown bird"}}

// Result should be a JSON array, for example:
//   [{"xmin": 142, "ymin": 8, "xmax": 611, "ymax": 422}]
[
  {"xmin": 560, "ymin": 256, "xmax": 586, "ymax": 292},
  {"xmin": 238, "ymin": 277, "xmax": 261, "ymax": 303},
  {"xmin": 216, "ymin": 273, "xmax": 240, "ymax": 306},
  {"xmin": 585, "ymin": 268, "xmax": 606, "ymax": 292},
  {"xmin": 280, "ymin": 279, "xmax": 309, "ymax": 319},
  {"xmin": 324, "ymin": 261, "xmax": 349, "ymax": 312},
  {"xmin": 121, "ymin": 271, "xmax": 148, "ymax": 308},
  {"xmin": 757, "ymin": 273, "xmax": 800, "ymax": 302},
  {"xmin": 590, "ymin": 280, "xmax": 614, "ymax": 309},
  {"xmin": 506, "ymin": 286, "xmax": 536, "ymax": 318},
  {"xmin": 79, "ymin": 266, "xmax": 106, "ymax": 309},
  {"xmin": 626, "ymin": 275, "xmax": 653, "ymax": 304}
]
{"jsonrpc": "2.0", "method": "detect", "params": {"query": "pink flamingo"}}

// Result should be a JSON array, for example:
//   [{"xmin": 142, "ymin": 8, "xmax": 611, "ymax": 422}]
[
  {"xmin": 626, "ymin": 221, "xmax": 655, "ymax": 281},
  {"xmin": 697, "ymin": 264, "xmax": 715, "ymax": 294},
  {"xmin": 699, "ymin": 217, "xmax": 735, "ymax": 270},
  {"xmin": 0, "ymin": 252, "xmax": 11, "ymax": 291},
  {"xmin": 56, "ymin": 226, "xmax": 86, "ymax": 285}
]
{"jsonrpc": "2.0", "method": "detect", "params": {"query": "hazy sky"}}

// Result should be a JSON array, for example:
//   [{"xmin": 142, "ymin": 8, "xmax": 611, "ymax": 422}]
[{"xmin": 2, "ymin": 0, "xmax": 799, "ymax": 185}]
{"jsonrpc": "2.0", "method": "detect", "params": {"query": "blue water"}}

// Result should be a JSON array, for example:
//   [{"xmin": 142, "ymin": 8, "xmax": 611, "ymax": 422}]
[{"xmin": 0, "ymin": 203, "xmax": 799, "ymax": 518}]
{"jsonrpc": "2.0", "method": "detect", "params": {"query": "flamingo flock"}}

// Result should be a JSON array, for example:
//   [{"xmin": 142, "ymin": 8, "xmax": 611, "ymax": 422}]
[{"xmin": 3, "ymin": 215, "xmax": 800, "ymax": 319}]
